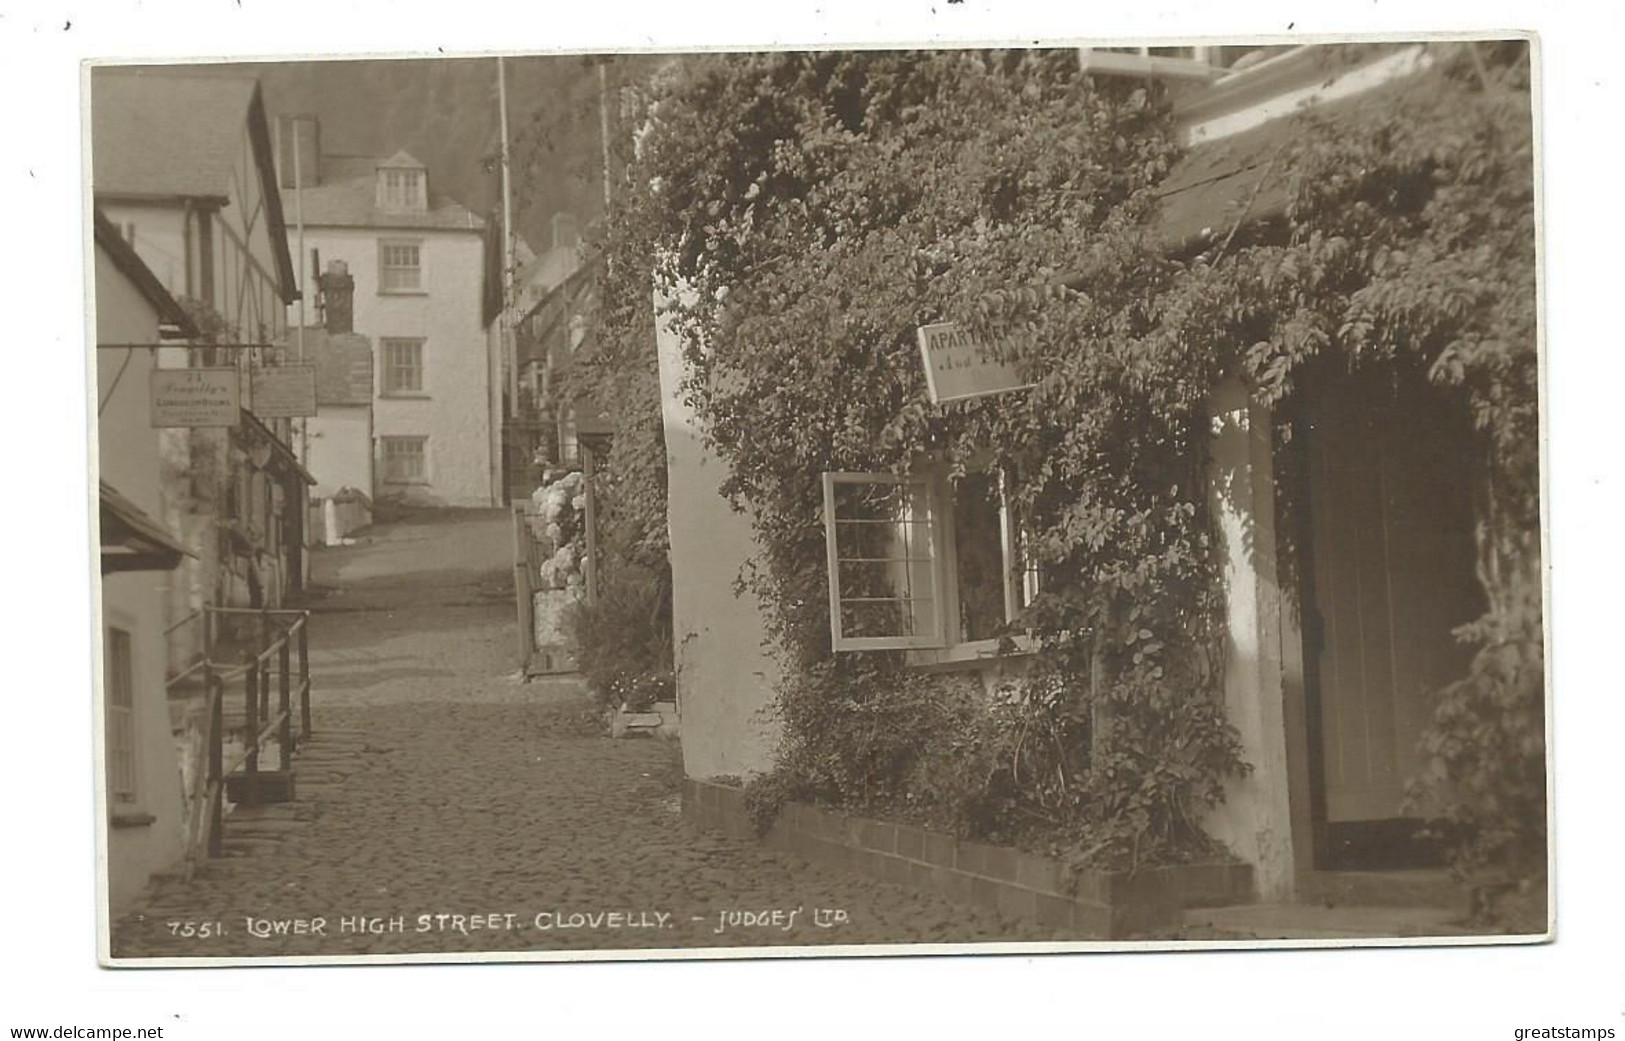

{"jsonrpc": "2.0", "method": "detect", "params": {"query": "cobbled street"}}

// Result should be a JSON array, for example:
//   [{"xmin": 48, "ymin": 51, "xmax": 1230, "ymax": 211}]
[{"xmin": 110, "ymin": 508, "xmax": 1060, "ymax": 959}]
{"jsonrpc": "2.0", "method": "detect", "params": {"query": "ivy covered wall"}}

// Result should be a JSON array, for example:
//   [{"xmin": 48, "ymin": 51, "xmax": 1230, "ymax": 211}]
[{"xmin": 587, "ymin": 42, "xmax": 1542, "ymax": 927}]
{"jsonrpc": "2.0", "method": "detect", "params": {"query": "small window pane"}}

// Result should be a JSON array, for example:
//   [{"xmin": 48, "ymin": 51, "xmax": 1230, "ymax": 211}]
[
  {"xmin": 840, "ymin": 598, "xmax": 935, "ymax": 639},
  {"xmin": 380, "ymin": 170, "xmax": 423, "ymax": 209},
  {"xmin": 380, "ymin": 242, "xmax": 421, "ymax": 291},
  {"xmin": 382, "ymin": 437, "xmax": 427, "ymax": 484},
  {"xmin": 381, "ymin": 338, "xmax": 423, "ymax": 394},
  {"xmin": 825, "ymin": 474, "xmax": 941, "ymax": 647}
]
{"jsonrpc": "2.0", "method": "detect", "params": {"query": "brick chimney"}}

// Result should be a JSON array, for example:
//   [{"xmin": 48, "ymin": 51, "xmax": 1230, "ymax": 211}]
[
  {"xmin": 319, "ymin": 260, "xmax": 355, "ymax": 334},
  {"xmin": 278, "ymin": 114, "xmax": 321, "ymax": 191}
]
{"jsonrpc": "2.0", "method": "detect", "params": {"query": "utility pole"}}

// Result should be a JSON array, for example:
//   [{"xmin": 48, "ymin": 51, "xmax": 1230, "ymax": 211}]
[
  {"xmin": 597, "ymin": 58, "xmax": 613, "ymax": 213},
  {"xmin": 498, "ymin": 56, "xmax": 518, "ymax": 426}
]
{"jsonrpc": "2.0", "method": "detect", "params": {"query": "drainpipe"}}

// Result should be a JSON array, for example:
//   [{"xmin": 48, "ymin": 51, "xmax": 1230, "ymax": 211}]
[{"xmin": 293, "ymin": 117, "xmax": 309, "ymax": 470}]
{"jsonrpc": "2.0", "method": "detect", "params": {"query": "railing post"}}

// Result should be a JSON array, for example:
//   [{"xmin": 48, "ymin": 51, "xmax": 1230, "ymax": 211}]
[
  {"xmin": 513, "ymin": 505, "xmax": 534, "ymax": 673},
  {"xmin": 278, "ymin": 636, "xmax": 292, "ymax": 772},
  {"xmin": 206, "ymin": 665, "xmax": 223, "ymax": 858},
  {"xmin": 253, "ymin": 604, "xmax": 266, "ymax": 717},
  {"xmin": 244, "ymin": 652, "xmax": 260, "ymax": 806},
  {"xmin": 259, "ymin": 639, "xmax": 271, "ymax": 727},
  {"xmin": 297, "ymin": 616, "xmax": 311, "ymax": 740}
]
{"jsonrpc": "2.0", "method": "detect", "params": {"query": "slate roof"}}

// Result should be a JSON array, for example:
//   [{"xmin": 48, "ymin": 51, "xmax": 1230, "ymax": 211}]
[
  {"xmin": 297, "ymin": 153, "xmax": 484, "ymax": 231},
  {"xmin": 282, "ymin": 327, "xmax": 374, "ymax": 407},
  {"xmin": 91, "ymin": 70, "xmax": 260, "ymax": 200},
  {"xmin": 100, "ymin": 480, "xmax": 192, "ymax": 573},
  {"xmin": 90, "ymin": 67, "xmax": 300, "ymax": 302}
]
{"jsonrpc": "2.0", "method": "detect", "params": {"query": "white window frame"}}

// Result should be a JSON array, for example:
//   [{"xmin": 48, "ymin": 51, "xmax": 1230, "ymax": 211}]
[
  {"xmin": 822, "ymin": 472, "xmax": 947, "ymax": 651},
  {"xmin": 378, "ymin": 168, "xmax": 426, "ymax": 210},
  {"xmin": 105, "ymin": 626, "xmax": 138, "ymax": 805},
  {"xmin": 822, "ymin": 464, "xmax": 1040, "ymax": 657},
  {"xmin": 381, "ymin": 435, "xmax": 429, "ymax": 485},
  {"xmin": 378, "ymin": 239, "xmax": 424, "ymax": 294},
  {"xmin": 380, "ymin": 337, "xmax": 426, "ymax": 396}
]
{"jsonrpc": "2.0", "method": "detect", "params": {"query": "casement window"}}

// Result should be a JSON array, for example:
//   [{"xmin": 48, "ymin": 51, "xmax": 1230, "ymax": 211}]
[
  {"xmin": 822, "ymin": 464, "xmax": 1040, "ymax": 655},
  {"xmin": 379, "ymin": 168, "xmax": 426, "ymax": 210},
  {"xmin": 381, "ymin": 436, "xmax": 429, "ymax": 484},
  {"xmin": 823, "ymin": 473, "xmax": 946, "ymax": 650},
  {"xmin": 105, "ymin": 627, "xmax": 137, "ymax": 804},
  {"xmin": 381, "ymin": 338, "xmax": 425, "ymax": 395},
  {"xmin": 378, "ymin": 240, "xmax": 423, "ymax": 293}
]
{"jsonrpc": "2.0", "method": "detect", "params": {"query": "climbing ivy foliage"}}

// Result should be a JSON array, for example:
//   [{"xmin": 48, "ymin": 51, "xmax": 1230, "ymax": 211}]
[
  {"xmin": 596, "ymin": 44, "xmax": 1542, "ymax": 911},
  {"xmin": 556, "ymin": 103, "xmax": 679, "ymax": 714}
]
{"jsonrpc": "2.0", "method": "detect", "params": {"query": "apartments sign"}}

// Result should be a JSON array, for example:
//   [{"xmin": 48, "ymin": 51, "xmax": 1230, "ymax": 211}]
[
  {"xmin": 916, "ymin": 322, "xmax": 1033, "ymax": 405},
  {"xmin": 149, "ymin": 368, "xmax": 240, "ymax": 428}
]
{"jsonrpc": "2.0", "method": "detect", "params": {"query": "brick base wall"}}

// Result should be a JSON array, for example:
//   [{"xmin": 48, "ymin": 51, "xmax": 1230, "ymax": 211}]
[{"xmin": 682, "ymin": 778, "xmax": 1253, "ymax": 939}]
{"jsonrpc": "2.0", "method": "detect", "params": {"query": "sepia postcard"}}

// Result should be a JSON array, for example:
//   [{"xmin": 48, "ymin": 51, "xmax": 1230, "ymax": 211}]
[{"xmin": 85, "ymin": 35, "xmax": 1551, "ymax": 967}]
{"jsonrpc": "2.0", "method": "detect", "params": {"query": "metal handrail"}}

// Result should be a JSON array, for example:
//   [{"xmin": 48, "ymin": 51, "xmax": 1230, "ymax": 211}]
[
  {"xmin": 164, "ymin": 656, "xmax": 209, "ymax": 690},
  {"xmin": 165, "ymin": 609, "xmax": 204, "ymax": 636},
  {"xmin": 185, "ymin": 605, "xmax": 316, "ymax": 865},
  {"xmin": 218, "ymin": 709, "xmax": 289, "ymax": 780},
  {"xmin": 194, "ymin": 613, "xmax": 307, "ymax": 681}
]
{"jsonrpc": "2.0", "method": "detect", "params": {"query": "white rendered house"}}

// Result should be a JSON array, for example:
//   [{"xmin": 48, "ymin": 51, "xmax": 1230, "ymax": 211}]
[{"xmin": 280, "ymin": 120, "xmax": 497, "ymax": 508}]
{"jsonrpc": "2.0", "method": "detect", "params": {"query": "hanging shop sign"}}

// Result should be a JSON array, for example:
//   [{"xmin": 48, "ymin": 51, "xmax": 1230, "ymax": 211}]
[
  {"xmin": 916, "ymin": 322, "xmax": 1034, "ymax": 405},
  {"xmin": 249, "ymin": 364, "xmax": 318, "ymax": 418},
  {"xmin": 149, "ymin": 367, "xmax": 240, "ymax": 428}
]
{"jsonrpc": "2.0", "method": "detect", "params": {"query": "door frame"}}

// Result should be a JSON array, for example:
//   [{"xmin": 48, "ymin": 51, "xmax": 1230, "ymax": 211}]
[{"xmin": 1277, "ymin": 362, "xmax": 1466, "ymax": 872}]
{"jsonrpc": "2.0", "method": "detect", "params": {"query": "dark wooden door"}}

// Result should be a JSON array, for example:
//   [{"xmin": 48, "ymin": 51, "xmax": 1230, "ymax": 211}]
[{"xmin": 1302, "ymin": 366, "xmax": 1482, "ymax": 864}]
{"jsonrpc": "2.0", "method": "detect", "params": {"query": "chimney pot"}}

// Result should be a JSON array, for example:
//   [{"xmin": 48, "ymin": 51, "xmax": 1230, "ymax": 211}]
[{"xmin": 319, "ymin": 260, "xmax": 355, "ymax": 334}]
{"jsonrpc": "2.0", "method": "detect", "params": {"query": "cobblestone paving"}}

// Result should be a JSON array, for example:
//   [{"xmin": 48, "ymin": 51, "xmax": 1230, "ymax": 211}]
[{"xmin": 110, "ymin": 510, "xmax": 1064, "ymax": 960}]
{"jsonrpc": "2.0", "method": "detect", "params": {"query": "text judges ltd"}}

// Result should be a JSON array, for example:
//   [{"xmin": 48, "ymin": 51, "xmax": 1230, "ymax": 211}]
[{"xmin": 236, "ymin": 907, "xmax": 851, "ymax": 938}]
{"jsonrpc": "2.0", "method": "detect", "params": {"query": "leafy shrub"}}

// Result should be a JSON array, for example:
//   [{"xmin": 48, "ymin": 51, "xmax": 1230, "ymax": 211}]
[{"xmin": 563, "ymin": 561, "xmax": 675, "ymax": 713}]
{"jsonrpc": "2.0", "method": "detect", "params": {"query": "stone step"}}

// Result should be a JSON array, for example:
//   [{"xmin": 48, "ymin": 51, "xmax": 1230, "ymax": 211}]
[
  {"xmin": 228, "ymin": 818, "xmax": 305, "ymax": 836},
  {"xmin": 218, "ymin": 837, "xmax": 285, "ymax": 857},
  {"xmin": 1181, "ymin": 902, "xmax": 1474, "ymax": 940},
  {"xmin": 228, "ymin": 804, "xmax": 302, "ymax": 821},
  {"xmin": 1299, "ymin": 869, "xmax": 1470, "ymax": 912}
]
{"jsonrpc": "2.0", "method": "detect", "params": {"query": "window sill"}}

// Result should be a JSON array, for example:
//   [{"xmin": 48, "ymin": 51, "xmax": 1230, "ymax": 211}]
[
  {"xmin": 381, "ymin": 479, "xmax": 430, "ymax": 487},
  {"xmin": 110, "ymin": 810, "xmax": 157, "ymax": 829},
  {"xmin": 379, "ymin": 392, "xmax": 431, "ymax": 400},
  {"xmin": 377, "ymin": 289, "xmax": 428, "ymax": 297},
  {"xmin": 907, "ymin": 634, "xmax": 1039, "ymax": 672}
]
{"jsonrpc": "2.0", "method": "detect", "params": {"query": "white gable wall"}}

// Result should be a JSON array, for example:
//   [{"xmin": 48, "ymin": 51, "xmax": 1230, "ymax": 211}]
[{"xmin": 294, "ymin": 225, "xmax": 494, "ymax": 508}]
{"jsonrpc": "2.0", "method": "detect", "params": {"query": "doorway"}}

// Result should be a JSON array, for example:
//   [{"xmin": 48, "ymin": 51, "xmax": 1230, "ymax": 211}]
[{"xmin": 1293, "ymin": 361, "xmax": 1484, "ymax": 869}]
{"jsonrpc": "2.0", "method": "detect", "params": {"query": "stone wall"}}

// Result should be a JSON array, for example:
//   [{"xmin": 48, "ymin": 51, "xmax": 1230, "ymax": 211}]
[{"xmin": 683, "ymin": 778, "xmax": 1253, "ymax": 939}]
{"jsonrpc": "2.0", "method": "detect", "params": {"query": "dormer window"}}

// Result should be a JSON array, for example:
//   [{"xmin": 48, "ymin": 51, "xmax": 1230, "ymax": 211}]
[
  {"xmin": 376, "ymin": 152, "xmax": 428, "ymax": 211},
  {"xmin": 379, "ymin": 168, "xmax": 424, "ymax": 209}
]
